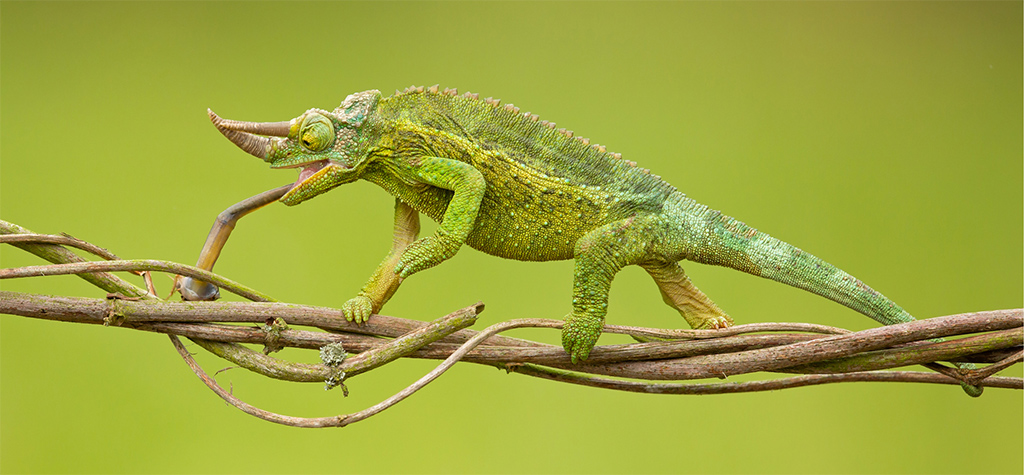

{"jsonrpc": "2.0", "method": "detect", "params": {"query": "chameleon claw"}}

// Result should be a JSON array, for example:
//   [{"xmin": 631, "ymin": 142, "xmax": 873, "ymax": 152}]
[
  {"xmin": 393, "ymin": 235, "xmax": 459, "ymax": 279},
  {"xmin": 561, "ymin": 313, "xmax": 601, "ymax": 364},
  {"xmin": 341, "ymin": 295, "xmax": 374, "ymax": 324},
  {"xmin": 568, "ymin": 343, "xmax": 590, "ymax": 364},
  {"xmin": 572, "ymin": 346, "xmax": 591, "ymax": 363},
  {"xmin": 707, "ymin": 315, "xmax": 734, "ymax": 330}
]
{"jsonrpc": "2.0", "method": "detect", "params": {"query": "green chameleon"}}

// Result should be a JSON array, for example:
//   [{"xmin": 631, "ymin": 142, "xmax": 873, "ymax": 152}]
[{"xmin": 180, "ymin": 85, "xmax": 978, "ymax": 394}]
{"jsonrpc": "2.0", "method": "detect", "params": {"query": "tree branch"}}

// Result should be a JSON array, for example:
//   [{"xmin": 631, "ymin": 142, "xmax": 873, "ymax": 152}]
[{"xmin": 1, "ymin": 221, "xmax": 1021, "ymax": 428}]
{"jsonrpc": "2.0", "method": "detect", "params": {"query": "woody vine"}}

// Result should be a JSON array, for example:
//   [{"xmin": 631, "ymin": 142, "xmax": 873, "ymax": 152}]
[{"xmin": 1, "ymin": 219, "xmax": 1020, "ymax": 428}]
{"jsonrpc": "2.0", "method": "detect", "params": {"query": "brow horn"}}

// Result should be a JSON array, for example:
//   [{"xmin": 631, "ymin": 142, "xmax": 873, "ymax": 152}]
[{"xmin": 208, "ymin": 109, "xmax": 291, "ymax": 159}]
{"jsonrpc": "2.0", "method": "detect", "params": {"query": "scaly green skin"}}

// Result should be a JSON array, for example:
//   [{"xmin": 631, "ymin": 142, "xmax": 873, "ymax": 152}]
[{"xmin": 204, "ymin": 86, "xmax": 979, "ymax": 395}]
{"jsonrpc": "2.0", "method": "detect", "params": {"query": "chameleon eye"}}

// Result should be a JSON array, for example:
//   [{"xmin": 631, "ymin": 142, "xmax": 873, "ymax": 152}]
[{"xmin": 298, "ymin": 114, "xmax": 335, "ymax": 152}]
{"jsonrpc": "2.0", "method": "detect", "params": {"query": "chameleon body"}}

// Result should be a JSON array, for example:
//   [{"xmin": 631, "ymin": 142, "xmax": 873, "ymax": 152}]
[{"xmin": 196, "ymin": 86, "xmax": 972, "ymax": 391}]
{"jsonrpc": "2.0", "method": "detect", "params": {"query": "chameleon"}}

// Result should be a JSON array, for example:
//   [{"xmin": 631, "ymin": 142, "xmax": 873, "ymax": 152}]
[{"xmin": 179, "ymin": 85, "xmax": 979, "ymax": 395}]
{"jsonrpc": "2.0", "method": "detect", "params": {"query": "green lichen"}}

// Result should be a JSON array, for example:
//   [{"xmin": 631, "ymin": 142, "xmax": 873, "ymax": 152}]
[{"xmin": 320, "ymin": 342, "xmax": 348, "ymax": 393}]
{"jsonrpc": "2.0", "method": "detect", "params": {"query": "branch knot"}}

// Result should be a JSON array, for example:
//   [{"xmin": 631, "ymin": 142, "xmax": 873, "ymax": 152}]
[
  {"xmin": 103, "ymin": 294, "xmax": 135, "ymax": 326},
  {"xmin": 260, "ymin": 317, "xmax": 288, "ymax": 354}
]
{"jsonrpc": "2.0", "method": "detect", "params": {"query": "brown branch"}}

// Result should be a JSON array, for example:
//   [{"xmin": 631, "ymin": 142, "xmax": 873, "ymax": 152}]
[
  {"xmin": 169, "ymin": 316, "xmax": 1023, "ymax": 428},
  {"xmin": 189, "ymin": 302, "xmax": 483, "ymax": 382},
  {"xmin": 0, "ymin": 260, "xmax": 275, "ymax": 302},
  {"xmin": 0, "ymin": 220, "xmax": 149, "ymax": 298},
  {"xmin": 963, "ymin": 350, "xmax": 1023, "ymax": 385},
  {"xmin": 505, "ymin": 364, "xmax": 1024, "ymax": 393},
  {"xmin": 170, "ymin": 317, "xmax": 549, "ymax": 427},
  {"xmin": 2, "ymin": 221, "xmax": 1021, "ymax": 428},
  {"xmin": 0, "ymin": 233, "xmax": 128, "ymax": 263},
  {"xmin": 2, "ymin": 290, "xmax": 1020, "ymax": 382}
]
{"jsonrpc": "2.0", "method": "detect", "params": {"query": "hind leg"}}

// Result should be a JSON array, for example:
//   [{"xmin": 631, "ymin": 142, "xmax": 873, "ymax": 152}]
[
  {"xmin": 641, "ymin": 261, "xmax": 733, "ymax": 329},
  {"xmin": 562, "ymin": 216, "xmax": 659, "ymax": 362}
]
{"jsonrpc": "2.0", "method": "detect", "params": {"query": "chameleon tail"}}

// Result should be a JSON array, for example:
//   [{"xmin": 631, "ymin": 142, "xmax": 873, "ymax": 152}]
[
  {"xmin": 675, "ymin": 196, "xmax": 981, "ymax": 396},
  {"xmin": 689, "ymin": 207, "xmax": 914, "ymax": 326}
]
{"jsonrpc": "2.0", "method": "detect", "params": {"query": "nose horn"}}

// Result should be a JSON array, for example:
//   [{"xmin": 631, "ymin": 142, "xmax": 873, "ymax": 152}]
[{"xmin": 208, "ymin": 109, "xmax": 292, "ymax": 159}]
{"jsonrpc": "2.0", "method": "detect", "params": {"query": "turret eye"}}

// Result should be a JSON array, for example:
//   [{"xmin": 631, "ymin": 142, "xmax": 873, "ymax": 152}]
[{"xmin": 298, "ymin": 114, "xmax": 335, "ymax": 152}]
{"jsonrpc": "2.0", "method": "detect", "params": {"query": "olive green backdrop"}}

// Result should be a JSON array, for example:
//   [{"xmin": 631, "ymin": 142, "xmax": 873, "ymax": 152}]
[{"xmin": 1, "ymin": 2, "xmax": 1021, "ymax": 473}]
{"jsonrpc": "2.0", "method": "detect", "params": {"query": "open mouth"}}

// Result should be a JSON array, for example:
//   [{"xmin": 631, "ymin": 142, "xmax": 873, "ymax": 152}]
[
  {"xmin": 277, "ymin": 159, "xmax": 355, "ymax": 205},
  {"xmin": 295, "ymin": 160, "xmax": 329, "ymax": 185}
]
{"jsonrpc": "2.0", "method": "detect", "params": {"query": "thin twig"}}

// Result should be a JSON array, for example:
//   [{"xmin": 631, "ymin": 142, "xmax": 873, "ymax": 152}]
[
  {"xmin": 0, "ymin": 260, "xmax": 274, "ymax": 302},
  {"xmin": 188, "ymin": 302, "xmax": 483, "ymax": 382},
  {"xmin": 0, "ymin": 233, "xmax": 127, "ymax": 264},
  {"xmin": 504, "ymin": 364, "xmax": 1024, "ymax": 393},
  {"xmin": 0, "ymin": 220, "xmax": 149, "ymax": 298},
  {"xmin": 166, "ymin": 316, "xmax": 528, "ymax": 427},
  {"xmin": 337, "ymin": 319, "xmax": 559, "ymax": 426},
  {"xmin": 171, "ymin": 334, "xmax": 340, "ymax": 427},
  {"xmin": 963, "ymin": 350, "xmax": 1024, "ymax": 385},
  {"xmin": 609, "ymin": 321, "xmax": 850, "ymax": 340},
  {"xmin": 169, "ymin": 319, "xmax": 568, "ymax": 427}
]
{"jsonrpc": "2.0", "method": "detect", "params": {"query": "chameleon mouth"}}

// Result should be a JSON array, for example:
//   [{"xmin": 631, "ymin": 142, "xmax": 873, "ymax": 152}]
[
  {"xmin": 279, "ymin": 160, "xmax": 351, "ymax": 206},
  {"xmin": 296, "ymin": 160, "xmax": 329, "ymax": 185},
  {"xmin": 278, "ymin": 159, "xmax": 357, "ymax": 206}
]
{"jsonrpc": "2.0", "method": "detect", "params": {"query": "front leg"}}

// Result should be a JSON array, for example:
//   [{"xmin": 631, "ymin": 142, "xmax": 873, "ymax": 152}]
[
  {"xmin": 393, "ymin": 156, "xmax": 486, "ymax": 278},
  {"xmin": 342, "ymin": 199, "xmax": 420, "ymax": 322}
]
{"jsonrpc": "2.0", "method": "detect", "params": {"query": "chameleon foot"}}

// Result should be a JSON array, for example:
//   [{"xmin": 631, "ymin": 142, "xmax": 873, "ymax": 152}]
[
  {"xmin": 692, "ymin": 314, "xmax": 734, "ymax": 330},
  {"xmin": 561, "ymin": 312, "xmax": 604, "ymax": 363},
  {"xmin": 394, "ymin": 235, "xmax": 459, "ymax": 278},
  {"xmin": 341, "ymin": 295, "xmax": 373, "ymax": 323}
]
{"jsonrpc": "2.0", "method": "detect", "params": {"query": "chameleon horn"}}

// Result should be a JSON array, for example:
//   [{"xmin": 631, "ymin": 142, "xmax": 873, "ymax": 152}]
[
  {"xmin": 207, "ymin": 109, "xmax": 291, "ymax": 136},
  {"xmin": 208, "ymin": 109, "xmax": 282, "ymax": 159}
]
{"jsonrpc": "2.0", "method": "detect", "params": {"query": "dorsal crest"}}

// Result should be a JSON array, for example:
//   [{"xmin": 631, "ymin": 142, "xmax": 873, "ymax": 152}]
[{"xmin": 380, "ymin": 85, "xmax": 676, "ymax": 199}]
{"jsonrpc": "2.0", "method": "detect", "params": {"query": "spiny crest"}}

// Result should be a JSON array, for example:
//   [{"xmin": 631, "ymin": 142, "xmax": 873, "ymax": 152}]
[{"xmin": 388, "ymin": 85, "xmax": 650, "ymax": 170}]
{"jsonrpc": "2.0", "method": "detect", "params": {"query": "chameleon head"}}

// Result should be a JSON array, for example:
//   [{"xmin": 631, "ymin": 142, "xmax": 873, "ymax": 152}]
[{"xmin": 208, "ymin": 90, "xmax": 381, "ymax": 206}]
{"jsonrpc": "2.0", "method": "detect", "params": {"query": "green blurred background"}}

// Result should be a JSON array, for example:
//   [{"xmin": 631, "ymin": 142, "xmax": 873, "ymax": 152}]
[{"xmin": 1, "ymin": 2, "xmax": 1021, "ymax": 473}]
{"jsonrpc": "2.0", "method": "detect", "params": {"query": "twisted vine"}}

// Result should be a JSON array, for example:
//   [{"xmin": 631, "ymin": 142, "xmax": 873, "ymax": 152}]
[{"xmin": 2, "ymin": 219, "xmax": 1021, "ymax": 428}]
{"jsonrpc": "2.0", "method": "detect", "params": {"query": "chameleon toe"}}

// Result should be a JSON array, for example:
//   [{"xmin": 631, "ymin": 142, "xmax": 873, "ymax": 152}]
[{"xmin": 342, "ymin": 296, "xmax": 374, "ymax": 323}]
